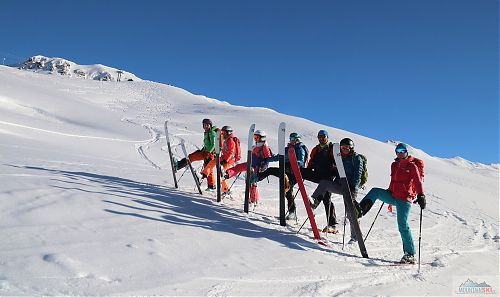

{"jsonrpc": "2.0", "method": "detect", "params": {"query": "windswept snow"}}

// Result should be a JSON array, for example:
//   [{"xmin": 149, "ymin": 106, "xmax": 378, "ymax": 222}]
[{"xmin": 0, "ymin": 65, "xmax": 498, "ymax": 296}]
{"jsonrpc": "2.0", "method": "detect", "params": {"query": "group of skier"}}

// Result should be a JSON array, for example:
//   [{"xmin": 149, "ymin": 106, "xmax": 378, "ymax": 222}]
[{"xmin": 172, "ymin": 118, "xmax": 426, "ymax": 264}]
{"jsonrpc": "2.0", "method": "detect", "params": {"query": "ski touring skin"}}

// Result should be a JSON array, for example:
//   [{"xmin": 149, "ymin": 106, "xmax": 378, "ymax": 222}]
[
  {"xmin": 288, "ymin": 147, "xmax": 327, "ymax": 246},
  {"xmin": 164, "ymin": 121, "xmax": 178, "ymax": 188},
  {"xmin": 244, "ymin": 124, "xmax": 256, "ymax": 213},
  {"xmin": 278, "ymin": 122, "xmax": 286, "ymax": 226},
  {"xmin": 180, "ymin": 140, "xmax": 203, "ymax": 195},
  {"xmin": 215, "ymin": 129, "xmax": 222, "ymax": 202},
  {"xmin": 333, "ymin": 143, "xmax": 369, "ymax": 258}
]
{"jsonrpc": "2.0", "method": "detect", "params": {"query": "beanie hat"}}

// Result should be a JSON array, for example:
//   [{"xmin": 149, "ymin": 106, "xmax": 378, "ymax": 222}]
[
  {"xmin": 395, "ymin": 143, "xmax": 408, "ymax": 152},
  {"xmin": 318, "ymin": 130, "xmax": 328, "ymax": 137}
]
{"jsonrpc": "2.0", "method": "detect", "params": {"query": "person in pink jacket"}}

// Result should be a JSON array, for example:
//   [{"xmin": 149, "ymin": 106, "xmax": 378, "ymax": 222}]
[
  {"xmin": 357, "ymin": 143, "xmax": 426, "ymax": 264},
  {"xmin": 225, "ymin": 130, "xmax": 272, "ymax": 204}
]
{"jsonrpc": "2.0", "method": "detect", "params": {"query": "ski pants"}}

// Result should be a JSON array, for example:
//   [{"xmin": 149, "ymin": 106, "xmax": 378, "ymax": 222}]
[
  {"xmin": 361, "ymin": 188, "xmax": 416, "ymax": 255},
  {"xmin": 312, "ymin": 179, "xmax": 357, "ymax": 237},
  {"xmin": 201, "ymin": 158, "xmax": 235, "ymax": 193},
  {"xmin": 177, "ymin": 150, "xmax": 215, "ymax": 187},
  {"xmin": 257, "ymin": 167, "xmax": 297, "ymax": 212},
  {"xmin": 226, "ymin": 163, "xmax": 259, "ymax": 203}
]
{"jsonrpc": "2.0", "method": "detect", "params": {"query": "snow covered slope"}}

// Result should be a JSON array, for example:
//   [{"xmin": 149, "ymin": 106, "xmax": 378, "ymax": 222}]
[{"xmin": 0, "ymin": 65, "xmax": 498, "ymax": 296}]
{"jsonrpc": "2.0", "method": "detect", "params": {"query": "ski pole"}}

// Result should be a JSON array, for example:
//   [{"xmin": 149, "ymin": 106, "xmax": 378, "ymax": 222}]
[
  {"xmin": 342, "ymin": 209, "xmax": 346, "ymax": 250},
  {"xmin": 177, "ymin": 167, "xmax": 190, "ymax": 183},
  {"xmin": 418, "ymin": 207, "xmax": 423, "ymax": 273},
  {"xmin": 363, "ymin": 202, "xmax": 384, "ymax": 242},
  {"xmin": 227, "ymin": 172, "xmax": 242, "ymax": 192},
  {"xmin": 297, "ymin": 217, "xmax": 309, "ymax": 234}
]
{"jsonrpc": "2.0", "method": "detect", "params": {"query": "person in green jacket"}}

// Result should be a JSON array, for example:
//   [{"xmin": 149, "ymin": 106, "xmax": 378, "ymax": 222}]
[{"xmin": 174, "ymin": 118, "xmax": 218, "ymax": 190}]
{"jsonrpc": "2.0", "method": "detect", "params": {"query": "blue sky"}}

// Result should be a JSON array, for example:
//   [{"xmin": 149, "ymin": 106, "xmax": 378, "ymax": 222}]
[{"xmin": 1, "ymin": 0, "xmax": 498, "ymax": 164}]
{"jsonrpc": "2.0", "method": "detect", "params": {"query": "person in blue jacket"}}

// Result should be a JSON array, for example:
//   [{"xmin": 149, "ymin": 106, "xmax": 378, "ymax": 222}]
[
  {"xmin": 258, "ymin": 132, "xmax": 308, "ymax": 220},
  {"xmin": 310, "ymin": 137, "xmax": 364, "ymax": 237}
]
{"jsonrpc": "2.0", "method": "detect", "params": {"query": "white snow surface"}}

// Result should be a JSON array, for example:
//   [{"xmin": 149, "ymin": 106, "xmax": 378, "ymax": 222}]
[{"xmin": 0, "ymin": 65, "xmax": 498, "ymax": 296}]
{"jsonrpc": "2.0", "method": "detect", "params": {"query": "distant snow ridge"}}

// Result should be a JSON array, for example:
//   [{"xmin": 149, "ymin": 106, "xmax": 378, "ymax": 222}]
[{"xmin": 16, "ymin": 55, "xmax": 141, "ymax": 82}]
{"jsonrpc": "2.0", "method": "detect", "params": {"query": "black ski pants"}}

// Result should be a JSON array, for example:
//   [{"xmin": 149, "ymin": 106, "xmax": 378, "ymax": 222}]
[{"xmin": 258, "ymin": 166, "xmax": 298, "ymax": 212}]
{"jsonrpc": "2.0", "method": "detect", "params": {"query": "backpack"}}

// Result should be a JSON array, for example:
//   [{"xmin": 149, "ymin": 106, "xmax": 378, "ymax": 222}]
[
  {"xmin": 412, "ymin": 157, "xmax": 425, "ymax": 181},
  {"xmin": 357, "ymin": 154, "xmax": 369, "ymax": 189},
  {"xmin": 231, "ymin": 136, "xmax": 241, "ymax": 162},
  {"xmin": 299, "ymin": 143, "xmax": 309, "ymax": 167}
]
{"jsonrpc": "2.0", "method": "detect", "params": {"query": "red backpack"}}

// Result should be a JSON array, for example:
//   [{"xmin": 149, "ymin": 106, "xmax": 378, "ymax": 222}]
[
  {"xmin": 412, "ymin": 157, "xmax": 425, "ymax": 181},
  {"xmin": 230, "ymin": 136, "xmax": 242, "ymax": 162}
]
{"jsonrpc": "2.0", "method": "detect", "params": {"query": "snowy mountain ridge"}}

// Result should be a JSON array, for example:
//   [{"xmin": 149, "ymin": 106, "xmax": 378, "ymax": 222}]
[{"xmin": 14, "ymin": 55, "xmax": 141, "ymax": 82}]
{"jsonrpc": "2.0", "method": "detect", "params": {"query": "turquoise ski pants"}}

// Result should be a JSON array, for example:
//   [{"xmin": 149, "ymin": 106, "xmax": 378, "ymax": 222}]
[{"xmin": 361, "ymin": 188, "xmax": 416, "ymax": 255}]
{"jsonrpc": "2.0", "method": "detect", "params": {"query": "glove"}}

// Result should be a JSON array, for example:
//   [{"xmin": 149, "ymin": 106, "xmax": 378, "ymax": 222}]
[
  {"xmin": 220, "ymin": 160, "xmax": 227, "ymax": 166},
  {"xmin": 414, "ymin": 194, "xmax": 426, "ymax": 209}
]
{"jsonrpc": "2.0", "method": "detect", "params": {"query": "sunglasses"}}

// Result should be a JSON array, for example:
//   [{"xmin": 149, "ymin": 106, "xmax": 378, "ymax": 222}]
[
  {"xmin": 340, "ymin": 145, "xmax": 352, "ymax": 150},
  {"xmin": 395, "ymin": 149, "xmax": 408, "ymax": 154},
  {"xmin": 318, "ymin": 135, "xmax": 327, "ymax": 139}
]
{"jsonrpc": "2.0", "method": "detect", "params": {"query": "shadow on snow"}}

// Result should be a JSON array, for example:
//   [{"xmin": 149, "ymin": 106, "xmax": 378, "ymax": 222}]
[{"xmin": 6, "ymin": 164, "xmax": 361, "ymax": 256}]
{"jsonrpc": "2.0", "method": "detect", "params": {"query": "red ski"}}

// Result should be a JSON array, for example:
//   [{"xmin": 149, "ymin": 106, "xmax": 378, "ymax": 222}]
[{"xmin": 288, "ymin": 147, "xmax": 325, "ymax": 245}]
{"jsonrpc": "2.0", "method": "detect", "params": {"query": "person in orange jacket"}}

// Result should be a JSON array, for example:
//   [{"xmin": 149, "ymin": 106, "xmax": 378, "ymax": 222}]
[{"xmin": 201, "ymin": 126, "xmax": 241, "ymax": 193}]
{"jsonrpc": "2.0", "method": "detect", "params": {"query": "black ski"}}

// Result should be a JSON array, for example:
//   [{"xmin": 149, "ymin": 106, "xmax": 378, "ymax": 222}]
[
  {"xmin": 278, "ymin": 122, "xmax": 286, "ymax": 226},
  {"xmin": 180, "ymin": 140, "xmax": 203, "ymax": 195},
  {"xmin": 215, "ymin": 129, "xmax": 222, "ymax": 202},
  {"xmin": 164, "ymin": 121, "xmax": 178, "ymax": 188},
  {"xmin": 244, "ymin": 124, "xmax": 256, "ymax": 213},
  {"xmin": 333, "ymin": 143, "xmax": 369, "ymax": 258}
]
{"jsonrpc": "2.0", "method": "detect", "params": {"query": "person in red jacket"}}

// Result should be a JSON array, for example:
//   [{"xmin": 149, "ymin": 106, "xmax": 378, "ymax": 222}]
[
  {"xmin": 357, "ymin": 143, "xmax": 426, "ymax": 264},
  {"xmin": 201, "ymin": 126, "xmax": 240, "ymax": 193}
]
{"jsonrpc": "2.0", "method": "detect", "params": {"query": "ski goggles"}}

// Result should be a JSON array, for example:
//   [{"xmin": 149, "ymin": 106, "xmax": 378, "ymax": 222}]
[
  {"xmin": 395, "ymin": 148, "xmax": 408, "ymax": 154},
  {"xmin": 340, "ymin": 145, "xmax": 352, "ymax": 150}
]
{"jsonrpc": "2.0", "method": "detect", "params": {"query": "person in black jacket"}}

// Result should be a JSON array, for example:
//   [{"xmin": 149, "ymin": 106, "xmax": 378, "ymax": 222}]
[
  {"xmin": 310, "ymin": 138, "xmax": 364, "ymax": 238},
  {"xmin": 299, "ymin": 130, "xmax": 338, "ymax": 233}
]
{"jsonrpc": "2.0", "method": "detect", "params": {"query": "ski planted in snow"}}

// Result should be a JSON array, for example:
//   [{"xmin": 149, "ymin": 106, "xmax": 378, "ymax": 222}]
[
  {"xmin": 215, "ymin": 129, "xmax": 222, "ymax": 202},
  {"xmin": 278, "ymin": 122, "xmax": 286, "ymax": 226},
  {"xmin": 180, "ymin": 140, "xmax": 203, "ymax": 195},
  {"xmin": 288, "ymin": 147, "xmax": 322, "ymax": 242},
  {"xmin": 164, "ymin": 121, "xmax": 178, "ymax": 188},
  {"xmin": 333, "ymin": 143, "xmax": 369, "ymax": 258},
  {"xmin": 244, "ymin": 124, "xmax": 256, "ymax": 213}
]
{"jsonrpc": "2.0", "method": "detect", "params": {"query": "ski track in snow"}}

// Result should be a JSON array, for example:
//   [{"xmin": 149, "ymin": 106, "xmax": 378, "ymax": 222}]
[
  {"xmin": 134, "ymin": 124, "xmax": 162, "ymax": 170},
  {"xmin": 0, "ymin": 120, "xmax": 149, "ymax": 143}
]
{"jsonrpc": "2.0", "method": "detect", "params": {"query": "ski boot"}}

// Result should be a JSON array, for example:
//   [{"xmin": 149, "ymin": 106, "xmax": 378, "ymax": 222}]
[
  {"xmin": 348, "ymin": 237, "xmax": 358, "ymax": 244},
  {"xmin": 309, "ymin": 195, "xmax": 321, "ymax": 210},
  {"xmin": 400, "ymin": 253, "xmax": 416, "ymax": 264},
  {"xmin": 285, "ymin": 210, "xmax": 297, "ymax": 221},
  {"xmin": 322, "ymin": 226, "xmax": 339, "ymax": 234},
  {"xmin": 205, "ymin": 185, "xmax": 216, "ymax": 192},
  {"xmin": 172, "ymin": 157, "xmax": 179, "ymax": 173}
]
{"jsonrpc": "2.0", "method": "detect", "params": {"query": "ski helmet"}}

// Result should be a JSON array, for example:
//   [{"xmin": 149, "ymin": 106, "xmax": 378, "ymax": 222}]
[
  {"xmin": 340, "ymin": 138, "xmax": 354, "ymax": 148},
  {"xmin": 202, "ymin": 118, "xmax": 212, "ymax": 126},
  {"xmin": 254, "ymin": 130, "xmax": 266, "ymax": 140},
  {"xmin": 221, "ymin": 125, "xmax": 233, "ymax": 134},
  {"xmin": 318, "ymin": 130, "xmax": 328, "ymax": 137},
  {"xmin": 395, "ymin": 143, "xmax": 408, "ymax": 153},
  {"xmin": 289, "ymin": 132, "xmax": 301, "ymax": 141}
]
